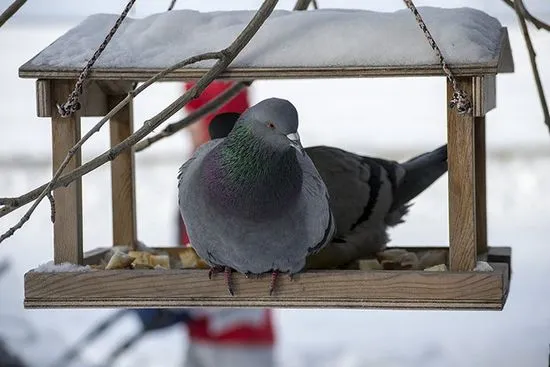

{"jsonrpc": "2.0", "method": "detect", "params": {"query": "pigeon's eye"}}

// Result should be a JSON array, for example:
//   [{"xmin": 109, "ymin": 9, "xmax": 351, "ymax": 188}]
[{"xmin": 266, "ymin": 122, "xmax": 276, "ymax": 129}]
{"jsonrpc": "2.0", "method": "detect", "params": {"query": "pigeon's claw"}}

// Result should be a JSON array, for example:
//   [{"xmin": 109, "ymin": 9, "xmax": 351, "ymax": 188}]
[
  {"xmin": 269, "ymin": 270, "xmax": 280, "ymax": 296},
  {"xmin": 208, "ymin": 265, "xmax": 224, "ymax": 280},
  {"xmin": 224, "ymin": 266, "xmax": 234, "ymax": 296}
]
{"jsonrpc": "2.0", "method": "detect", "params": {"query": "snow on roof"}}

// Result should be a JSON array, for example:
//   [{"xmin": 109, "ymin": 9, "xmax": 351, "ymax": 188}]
[{"xmin": 26, "ymin": 7, "xmax": 503, "ymax": 69}]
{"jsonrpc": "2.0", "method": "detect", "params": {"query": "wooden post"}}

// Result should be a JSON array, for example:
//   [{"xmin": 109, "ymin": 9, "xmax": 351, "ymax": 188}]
[
  {"xmin": 447, "ymin": 77, "xmax": 478, "ymax": 271},
  {"xmin": 474, "ymin": 116, "xmax": 488, "ymax": 255},
  {"xmin": 50, "ymin": 80, "xmax": 83, "ymax": 264},
  {"xmin": 108, "ymin": 95, "xmax": 137, "ymax": 249}
]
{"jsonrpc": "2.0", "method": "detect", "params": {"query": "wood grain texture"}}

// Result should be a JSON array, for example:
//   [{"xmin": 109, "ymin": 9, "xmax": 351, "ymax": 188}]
[
  {"xmin": 475, "ymin": 116, "xmax": 488, "ymax": 255},
  {"xmin": 36, "ymin": 79, "xmax": 51, "ymax": 117},
  {"xmin": 24, "ymin": 263, "xmax": 509, "ymax": 310},
  {"xmin": 473, "ymin": 75, "xmax": 497, "ymax": 117},
  {"xmin": 447, "ymin": 77, "xmax": 477, "ymax": 271},
  {"xmin": 108, "ymin": 95, "xmax": 137, "ymax": 249},
  {"xmin": 37, "ymin": 80, "xmax": 111, "ymax": 117},
  {"xmin": 17, "ymin": 64, "xmax": 506, "ymax": 82},
  {"xmin": 50, "ymin": 80, "xmax": 83, "ymax": 265}
]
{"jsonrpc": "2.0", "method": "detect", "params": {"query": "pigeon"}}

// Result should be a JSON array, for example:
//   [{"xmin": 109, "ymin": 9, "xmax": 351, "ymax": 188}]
[
  {"xmin": 208, "ymin": 112, "xmax": 240, "ymax": 140},
  {"xmin": 178, "ymin": 98, "xmax": 335, "ymax": 295},
  {"xmin": 207, "ymin": 112, "xmax": 448, "ymax": 269},
  {"xmin": 303, "ymin": 144, "xmax": 447, "ymax": 269}
]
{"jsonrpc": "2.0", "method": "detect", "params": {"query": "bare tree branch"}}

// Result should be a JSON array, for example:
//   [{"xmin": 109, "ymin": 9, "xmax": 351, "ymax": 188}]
[
  {"xmin": 0, "ymin": 259, "xmax": 10, "ymax": 278},
  {"xmin": 0, "ymin": 0, "xmax": 26, "ymax": 28},
  {"xmin": 0, "ymin": 52, "xmax": 223, "ymax": 217},
  {"xmin": 502, "ymin": 0, "xmax": 550, "ymax": 31},
  {"xmin": 0, "ymin": 0, "xmax": 317, "ymax": 216},
  {"xmin": 167, "ymin": 0, "xmax": 177, "ymax": 11},
  {"xmin": 293, "ymin": 0, "xmax": 314, "ymax": 10},
  {"xmin": 135, "ymin": 0, "xmax": 313, "ymax": 152},
  {"xmin": 0, "ymin": 0, "xmax": 279, "ymax": 244},
  {"xmin": 135, "ymin": 81, "xmax": 251, "ymax": 152},
  {"xmin": 0, "ymin": 54, "xmax": 210, "ymax": 212},
  {"xmin": 513, "ymin": 0, "xmax": 550, "ymax": 130},
  {"xmin": 46, "ymin": 192, "xmax": 55, "ymax": 223}
]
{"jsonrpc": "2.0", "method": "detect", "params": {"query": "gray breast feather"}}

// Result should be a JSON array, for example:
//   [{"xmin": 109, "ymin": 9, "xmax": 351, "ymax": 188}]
[{"xmin": 178, "ymin": 146, "xmax": 334, "ymax": 275}]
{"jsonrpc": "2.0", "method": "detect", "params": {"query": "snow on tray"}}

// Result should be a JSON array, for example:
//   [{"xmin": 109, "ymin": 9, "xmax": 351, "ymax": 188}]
[
  {"xmin": 26, "ymin": 7, "xmax": 503, "ymax": 69},
  {"xmin": 35, "ymin": 261, "xmax": 92, "ymax": 272}
]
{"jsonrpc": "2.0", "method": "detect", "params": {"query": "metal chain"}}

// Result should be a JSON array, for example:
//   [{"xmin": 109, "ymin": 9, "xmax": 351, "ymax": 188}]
[
  {"xmin": 56, "ymin": 0, "xmax": 137, "ymax": 117},
  {"xmin": 402, "ymin": 0, "xmax": 472, "ymax": 115}
]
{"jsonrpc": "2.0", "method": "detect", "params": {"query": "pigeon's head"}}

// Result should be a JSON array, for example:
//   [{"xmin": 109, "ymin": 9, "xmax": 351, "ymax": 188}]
[
  {"xmin": 235, "ymin": 98, "xmax": 302, "ymax": 152},
  {"xmin": 208, "ymin": 112, "xmax": 240, "ymax": 140}
]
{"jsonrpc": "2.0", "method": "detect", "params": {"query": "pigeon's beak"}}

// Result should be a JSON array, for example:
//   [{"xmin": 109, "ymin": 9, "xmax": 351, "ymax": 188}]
[{"xmin": 286, "ymin": 132, "xmax": 303, "ymax": 153}]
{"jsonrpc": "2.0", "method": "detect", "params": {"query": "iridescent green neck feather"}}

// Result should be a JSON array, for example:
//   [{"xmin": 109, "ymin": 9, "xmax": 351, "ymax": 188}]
[{"xmin": 200, "ymin": 125, "xmax": 303, "ymax": 221}]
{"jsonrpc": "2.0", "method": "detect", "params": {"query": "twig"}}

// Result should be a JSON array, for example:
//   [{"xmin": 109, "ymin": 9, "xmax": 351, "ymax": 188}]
[
  {"xmin": 135, "ymin": 0, "xmax": 313, "ymax": 152},
  {"xmin": 0, "ymin": 51, "xmax": 219, "ymax": 213},
  {"xmin": 0, "ymin": 259, "xmax": 10, "ymax": 279},
  {"xmin": 0, "ymin": 52, "xmax": 222, "ymax": 223},
  {"xmin": 0, "ymin": 0, "xmax": 314, "ymax": 214},
  {"xmin": 167, "ymin": 0, "xmax": 177, "ymax": 11},
  {"xmin": 501, "ymin": 0, "xmax": 550, "ymax": 31},
  {"xmin": 0, "ymin": 0, "xmax": 26, "ymax": 28},
  {"xmin": 0, "ymin": 0, "xmax": 279, "ymax": 243},
  {"xmin": 46, "ymin": 192, "xmax": 55, "ymax": 223},
  {"xmin": 135, "ymin": 81, "xmax": 250, "ymax": 152},
  {"xmin": 46, "ymin": 310, "xmax": 130, "ymax": 367},
  {"xmin": 293, "ymin": 0, "xmax": 313, "ymax": 10},
  {"xmin": 513, "ymin": 0, "xmax": 550, "ymax": 130}
]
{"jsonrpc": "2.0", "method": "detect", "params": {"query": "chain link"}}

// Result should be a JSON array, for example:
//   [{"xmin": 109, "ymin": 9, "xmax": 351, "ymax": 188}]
[
  {"xmin": 57, "ymin": 0, "xmax": 137, "ymax": 117},
  {"xmin": 402, "ymin": 0, "xmax": 472, "ymax": 115}
]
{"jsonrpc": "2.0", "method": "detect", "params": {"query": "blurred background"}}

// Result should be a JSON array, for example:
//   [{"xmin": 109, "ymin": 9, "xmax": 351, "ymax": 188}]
[{"xmin": 0, "ymin": 0, "xmax": 549, "ymax": 366}]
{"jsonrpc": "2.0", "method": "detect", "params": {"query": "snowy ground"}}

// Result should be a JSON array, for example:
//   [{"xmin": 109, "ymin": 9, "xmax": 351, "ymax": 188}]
[{"xmin": 0, "ymin": 1, "xmax": 550, "ymax": 366}]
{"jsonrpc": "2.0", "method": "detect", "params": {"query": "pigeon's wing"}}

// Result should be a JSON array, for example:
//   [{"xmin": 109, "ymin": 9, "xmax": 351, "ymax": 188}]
[
  {"xmin": 177, "ymin": 139, "xmax": 223, "ymax": 183},
  {"xmin": 306, "ymin": 146, "xmax": 406, "ymax": 238},
  {"xmin": 295, "ymin": 150, "xmax": 336, "ymax": 256},
  {"xmin": 177, "ymin": 139, "xmax": 225, "ymax": 267},
  {"xmin": 305, "ymin": 145, "xmax": 448, "ymax": 270}
]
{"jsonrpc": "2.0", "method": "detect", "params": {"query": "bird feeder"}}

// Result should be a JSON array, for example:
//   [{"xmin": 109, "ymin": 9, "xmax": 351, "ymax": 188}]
[{"xmin": 19, "ymin": 7, "xmax": 513, "ymax": 310}]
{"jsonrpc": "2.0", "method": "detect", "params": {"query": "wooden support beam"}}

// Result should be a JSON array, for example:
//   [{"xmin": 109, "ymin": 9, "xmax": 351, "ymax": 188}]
[
  {"xmin": 475, "ymin": 116, "xmax": 488, "ymax": 255},
  {"xmin": 50, "ymin": 79, "xmax": 83, "ymax": 264},
  {"xmin": 447, "ymin": 77, "xmax": 477, "ymax": 271},
  {"xmin": 473, "ymin": 75, "xmax": 497, "ymax": 117},
  {"xmin": 37, "ymin": 80, "xmax": 111, "ymax": 117},
  {"xmin": 109, "ymin": 95, "xmax": 137, "ymax": 249}
]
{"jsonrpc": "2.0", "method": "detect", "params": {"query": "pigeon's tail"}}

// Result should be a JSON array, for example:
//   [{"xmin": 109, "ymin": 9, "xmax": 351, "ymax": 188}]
[{"xmin": 391, "ymin": 144, "xmax": 448, "ymax": 211}]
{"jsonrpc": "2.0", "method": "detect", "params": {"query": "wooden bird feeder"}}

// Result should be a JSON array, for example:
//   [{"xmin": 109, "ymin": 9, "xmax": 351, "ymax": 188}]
[{"xmin": 19, "ymin": 7, "xmax": 513, "ymax": 310}]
